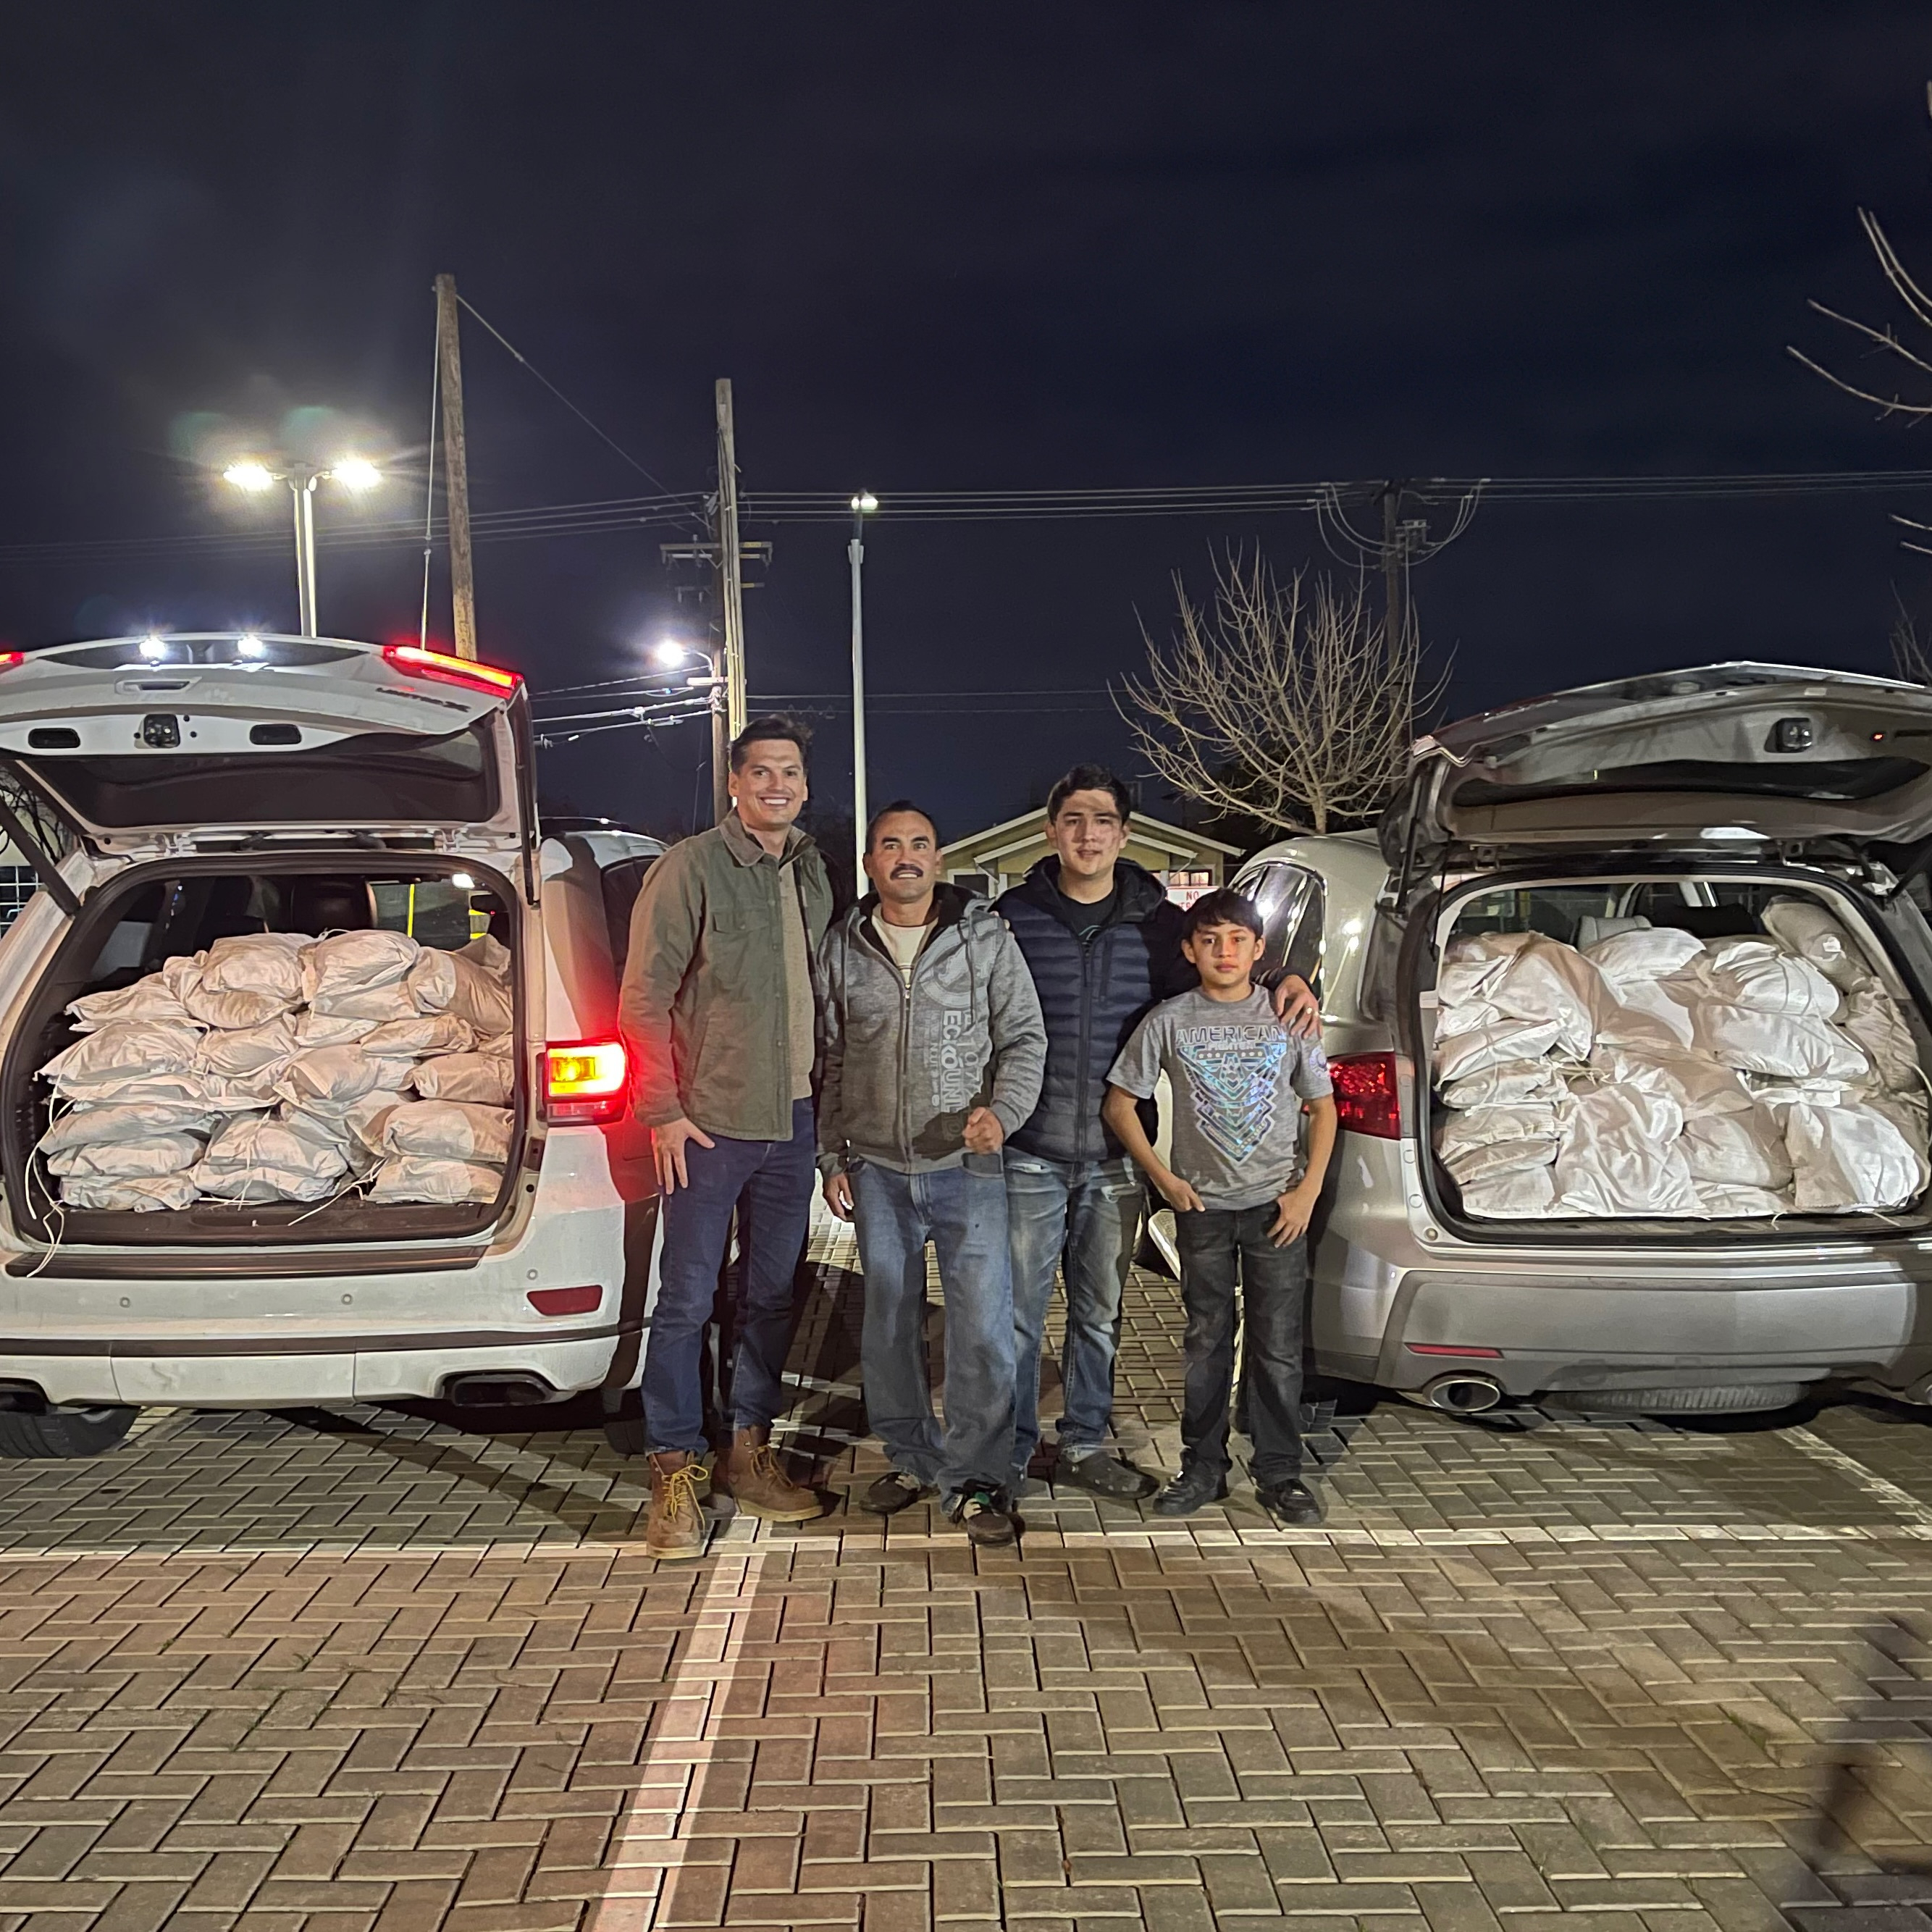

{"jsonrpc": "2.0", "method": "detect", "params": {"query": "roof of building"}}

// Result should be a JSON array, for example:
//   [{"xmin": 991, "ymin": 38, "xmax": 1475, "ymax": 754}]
[{"xmin": 943, "ymin": 807, "xmax": 1243, "ymax": 872}]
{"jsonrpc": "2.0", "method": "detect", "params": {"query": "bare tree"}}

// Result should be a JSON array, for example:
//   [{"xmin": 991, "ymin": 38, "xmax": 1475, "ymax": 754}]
[
  {"xmin": 1894, "ymin": 600, "xmax": 1932, "ymax": 686},
  {"xmin": 1119, "ymin": 550, "xmax": 1440, "ymax": 836}
]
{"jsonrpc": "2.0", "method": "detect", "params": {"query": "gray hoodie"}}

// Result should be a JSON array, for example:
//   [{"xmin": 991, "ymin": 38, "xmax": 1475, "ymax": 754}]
[{"xmin": 816, "ymin": 883, "xmax": 1046, "ymax": 1176}]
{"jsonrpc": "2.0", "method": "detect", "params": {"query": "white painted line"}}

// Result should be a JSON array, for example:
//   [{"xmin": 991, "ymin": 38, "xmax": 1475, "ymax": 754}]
[{"xmin": 1786, "ymin": 1425, "xmax": 1932, "ymax": 1529}]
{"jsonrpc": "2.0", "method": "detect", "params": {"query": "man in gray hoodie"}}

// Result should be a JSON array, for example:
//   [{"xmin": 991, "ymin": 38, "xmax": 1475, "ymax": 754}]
[{"xmin": 818, "ymin": 802, "xmax": 1046, "ymax": 1547}]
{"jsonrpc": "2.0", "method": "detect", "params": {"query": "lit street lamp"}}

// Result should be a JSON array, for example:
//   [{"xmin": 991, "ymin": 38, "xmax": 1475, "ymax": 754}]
[
  {"xmin": 849, "ymin": 492, "xmax": 878, "ymax": 884},
  {"xmin": 222, "ymin": 457, "xmax": 384, "ymax": 636}
]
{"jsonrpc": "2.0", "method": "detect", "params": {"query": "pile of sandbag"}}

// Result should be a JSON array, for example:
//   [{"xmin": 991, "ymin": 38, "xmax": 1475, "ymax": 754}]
[
  {"xmin": 37, "ymin": 928, "xmax": 515, "ymax": 1211},
  {"xmin": 1432, "ymin": 899, "xmax": 1932, "ymax": 1220}
]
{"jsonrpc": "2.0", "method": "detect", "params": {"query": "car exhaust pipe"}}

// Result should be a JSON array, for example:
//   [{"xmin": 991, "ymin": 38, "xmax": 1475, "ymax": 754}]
[
  {"xmin": 1422, "ymin": 1372, "xmax": 1504, "ymax": 1415},
  {"xmin": 442, "ymin": 1372, "xmax": 558, "ymax": 1408}
]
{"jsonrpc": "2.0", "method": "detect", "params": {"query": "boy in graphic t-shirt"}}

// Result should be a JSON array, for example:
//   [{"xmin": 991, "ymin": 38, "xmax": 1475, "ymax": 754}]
[{"xmin": 1102, "ymin": 889, "xmax": 1336, "ymax": 1526}]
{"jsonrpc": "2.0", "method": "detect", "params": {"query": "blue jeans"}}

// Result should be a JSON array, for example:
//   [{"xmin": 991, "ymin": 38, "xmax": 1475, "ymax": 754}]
[
  {"xmin": 852, "ymin": 1155, "xmax": 1017, "ymax": 1508},
  {"xmin": 644, "ymin": 1097, "xmax": 816, "ymax": 1455},
  {"xmin": 1006, "ymin": 1151, "xmax": 1144, "ymax": 1481}
]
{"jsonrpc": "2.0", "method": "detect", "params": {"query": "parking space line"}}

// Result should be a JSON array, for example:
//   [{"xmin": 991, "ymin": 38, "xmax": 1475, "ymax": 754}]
[{"xmin": 1786, "ymin": 1423, "xmax": 1932, "ymax": 1529}]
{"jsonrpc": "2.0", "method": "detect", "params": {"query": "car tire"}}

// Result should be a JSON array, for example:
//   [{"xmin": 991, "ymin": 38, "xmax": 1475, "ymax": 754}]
[
  {"xmin": 1550, "ymin": 1383, "xmax": 1808, "ymax": 1416},
  {"xmin": 600, "ymin": 1387, "xmax": 647, "ymax": 1458},
  {"xmin": 0, "ymin": 1405, "xmax": 138, "ymax": 1460}
]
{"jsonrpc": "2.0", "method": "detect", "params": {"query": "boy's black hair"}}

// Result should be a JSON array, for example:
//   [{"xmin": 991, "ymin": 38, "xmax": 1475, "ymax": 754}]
[
  {"xmin": 1180, "ymin": 887, "xmax": 1264, "ymax": 944},
  {"xmin": 1046, "ymin": 763, "xmax": 1134, "ymax": 823},
  {"xmin": 865, "ymin": 799, "xmax": 941, "ymax": 851},
  {"xmin": 730, "ymin": 713, "xmax": 812, "ymax": 771}
]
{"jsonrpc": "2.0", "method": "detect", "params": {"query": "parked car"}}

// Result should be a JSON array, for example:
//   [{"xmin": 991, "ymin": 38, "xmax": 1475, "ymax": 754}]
[
  {"xmin": 0, "ymin": 632, "xmax": 663, "ymax": 1456},
  {"xmin": 1222, "ymin": 663, "xmax": 1932, "ymax": 1417}
]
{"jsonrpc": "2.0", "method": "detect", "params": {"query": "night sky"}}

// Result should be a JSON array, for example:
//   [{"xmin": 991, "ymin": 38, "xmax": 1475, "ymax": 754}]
[{"xmin": 6, "ymin": 4, "xmax": 1932, "ymax": 849}]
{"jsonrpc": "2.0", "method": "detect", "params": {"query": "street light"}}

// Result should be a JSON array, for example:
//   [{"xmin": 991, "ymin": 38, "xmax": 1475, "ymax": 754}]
[
  {"xmin": 221, "ymin": 456, "xmax": 385, "ymax": 637},
  {"xmin": 849, "ymin": 492, "xmax": 878, "ymax": 886}
]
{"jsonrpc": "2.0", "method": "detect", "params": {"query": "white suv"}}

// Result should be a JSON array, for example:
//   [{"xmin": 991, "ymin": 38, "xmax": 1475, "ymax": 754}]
[{"xmin": 0, "ymin": 633, "xmax": 662, "ymax": 1457}]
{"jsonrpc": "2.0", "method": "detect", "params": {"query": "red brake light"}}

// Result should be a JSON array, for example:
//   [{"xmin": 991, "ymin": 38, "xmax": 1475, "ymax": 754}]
[
  {"xmin": 382, "ymin": 642, "xmax": 523, "ymax": 699},
  {"xmin": 1330, "ymin": 1051, "xmax": 1402, "ymax": 1140},
  {"xmin": 545, "ymin": 1037, "xmax": 628, "ymax": 1126},
  {"xmin": 0, "ymin": 652, "xmax": 22, "ymax": 672},
  {"xmin": 528, "ymin": 1285, "xmax": 604, "ymax": 1316}
]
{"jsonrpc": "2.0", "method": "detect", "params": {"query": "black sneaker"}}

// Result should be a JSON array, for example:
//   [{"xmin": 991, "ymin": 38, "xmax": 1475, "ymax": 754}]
[
  {"xmin": 1057, "ymin": 1450, "xmax": 1159, "ymax": 1502},
  {"xmin": 861, "ymin": 1471, "xmax": 929, "ymax": 1516},
  {"xmin": 1152, "ymin": 1467, "xmax": 1229, "ymax": 1516},
  {"xmin": 1256, "ymin": 1478, "xmax": 1325, "ymax": 1526},
  {"xmin": 949, "ymin": 1487, "xmax": 1017, "ymax": 1547}
]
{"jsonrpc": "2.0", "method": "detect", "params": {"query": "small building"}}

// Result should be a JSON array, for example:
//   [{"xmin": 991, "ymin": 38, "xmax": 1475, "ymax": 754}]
[{"xmin": 942, "ymin": 808, "xmax": 1244, "ymax": 904}]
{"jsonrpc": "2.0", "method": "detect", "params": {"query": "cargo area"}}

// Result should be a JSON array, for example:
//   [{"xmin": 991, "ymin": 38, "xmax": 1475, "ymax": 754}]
[
  {"xmin": 0, "ymin": 859, "xmax": 526, "ymax": 1248},
  {"xmin": 1422, "ymin": 873, "xmax": 1932, "ymax": 1229}
]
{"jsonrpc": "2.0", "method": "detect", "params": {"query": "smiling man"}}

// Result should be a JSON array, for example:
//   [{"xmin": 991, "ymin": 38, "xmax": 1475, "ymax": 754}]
[
  {"xmin": 621, "ymin": 715, "xmax": 834, "ymax": 1559},
  {"xmin": 817, "ymin": 802, "xmax": 1045, "ymax": 1547}
]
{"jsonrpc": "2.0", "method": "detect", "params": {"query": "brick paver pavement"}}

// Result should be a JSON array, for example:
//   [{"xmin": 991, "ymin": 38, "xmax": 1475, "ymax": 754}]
[{"xmin": 0, "ymin": 1217, "xmax": 1925, "ymax": 1930}]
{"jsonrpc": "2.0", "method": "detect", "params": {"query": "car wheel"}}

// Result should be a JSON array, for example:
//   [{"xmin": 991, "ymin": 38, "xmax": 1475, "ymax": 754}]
[
  {"xmin": 0, "ymin": 1405, "xmax": 138, "ymax": 1460},
  {"xmin": 1550, "ymin": 1383, "xmax": 1808, "ymax": 1416},
  {"xmin": 600, "ymin": 1387, "xmax": 647, "ymax": 1458}
]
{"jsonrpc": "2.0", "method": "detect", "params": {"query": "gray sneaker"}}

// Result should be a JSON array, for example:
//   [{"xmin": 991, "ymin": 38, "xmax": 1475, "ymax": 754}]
[
  {"xmin": 861, "ymin": 1470, "xmax": 928, "ymax": 1515},
  {"xmin": 1057, "ymin": 1450, "xmax": 1159, "ymax": 1502}
]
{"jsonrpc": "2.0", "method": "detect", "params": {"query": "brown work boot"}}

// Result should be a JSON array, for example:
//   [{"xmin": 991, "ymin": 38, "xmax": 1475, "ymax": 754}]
[
  {"xmin": 645, "ymin": 1451, "xmax": 710, "ymax": 1561},
  {"xmin": 718, "ymin": 1427, "xmax": 822, "ymax": 1522}
]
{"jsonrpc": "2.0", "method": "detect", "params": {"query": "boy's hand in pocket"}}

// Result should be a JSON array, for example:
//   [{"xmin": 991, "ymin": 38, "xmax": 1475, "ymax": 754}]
[
  {"xmin": 1155, "ymin": 1170, "xmax": 1205, "ymax": 1214},
  {"xmin": 1269, "ymin": 1179, "xmax": 1319, "ymax": 1246}
]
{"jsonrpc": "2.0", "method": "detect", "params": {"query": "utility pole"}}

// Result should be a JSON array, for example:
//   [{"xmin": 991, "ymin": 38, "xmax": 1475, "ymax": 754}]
[
  {"xmin": 434, "ymin": 274, "xmax": 478, "ymax": 660},
  {"xmin": 715, "ymin": 380, "xmax": 747, "ymax": 740},
  {"xmin": 1380, "ymin": 480, "xmax": 1406, "ymax": 648},
  {"xmin": 848, "ymin": 492, "xmax": 878, "ymax": 886}
]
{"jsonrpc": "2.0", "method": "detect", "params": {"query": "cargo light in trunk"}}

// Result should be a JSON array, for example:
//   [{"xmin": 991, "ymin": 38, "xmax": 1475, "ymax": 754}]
[
  {"xmin": 545, "ymin": 1037, "xmax": 628, "ymax": 1125},
  {"xmin": 382, "ymin": 642, "xmax": 523, "ymax": 699},
  {"xmin": 1330, "ymin": 1051, "xmax": 1401, "ymax": 1139}
]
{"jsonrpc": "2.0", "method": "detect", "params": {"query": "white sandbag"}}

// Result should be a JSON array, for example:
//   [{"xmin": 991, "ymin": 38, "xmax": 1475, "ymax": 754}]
[
  {"xmin": 411, "ymin": 1052, "xmax": 513, "ymax": 1104},
  {"xmin": 474, "ymin": 1033, "xmax": 513, "ymax": 1060},
  {"xmin": 1442, "ymin": 1135, "xmax": 1561, "ymax": 1186},
  {"xmin": 358, "ymin": 1012, "xmax": 474, "ymax": 1057},
  {"xmin": 1584, "ymin": 927, "xmax": 1705, "ymax": 983},
  {"xmin": 1484, "ymin": 936, "xmax": 1609, "ymax": 1059},
  {"xmin": 311, "ymin": 980, "xmax": 419, "ymax": 1022},
  {"xmin": 380, "ymin": 1100, "xmax": 513, "ymax": 1163},
  {"xmin": 459, "ymin": 932, "xmax": 512, "ymax": 979},
  {"xmin": 1693, "ymin": 1003, "xmax": 1869, "ymax": 1082},
  {"xmin": 196, "ymin": 1015, "xmax": 299, "ymax": 1078},
  {"xmin": 1702, "ymin": 939, "xmax": 1841, "ymax": 1020},
  {"xmin": 1836, "ymin": 986, "xmax": 1922, "ymax": 1094},
  {"xmin": 184, "ymin": 980, "xmax": 302, "ymax": 1030},
  {"xmin": 1435, "ymin": 1017, "xmax": 1563, "ymax": 1083},
  {"xmin": 1692, "ymin": 1181, "xmax": 1789, "ymax": 1218},
  {"xmin": 1784, "ymin": 1102, "xmax": 1928, "ymax": 1211},
  {"xmin": 295, "ymin": 1009, "xmax": 378, "ymax": 1046},
  {"xmin": 201, "ymin": 1063, "xmax": 298, "ymax": 1107},
  {"xmin": 38, "ymin": 1101, "xmax": 217, "ymax": 1153},
  {"xmin": 1459, "ymin": 1165, "xmax": 1557, "ymax": 1217},
  {"xmin": 1679, "ymin": 1106, "xmax": 1793, "ymax": 1190},
  {"xmin": 192, "ymin": 1113, "xmax": 349, "ymax": 1203},
  {"xmin": 403, "ymin": 949, "xmax": 513, "ymax": 1035},
  {"xmin": 1437, "ymin": 1101, "xmax": 1561, "ymax": 1155},
  {"xmin": 287, "ymin": 1091, "xmax": 405, "ymax": 1157},
  {"xmin": 86, "ymin": 1072, "xmax": 229, "ymax": 1111},
  {"xmin": 1601, "ymin": 975, "xmax": 1696, "ymax": 1048},
  {"xmin": 46, "ymin": 1133, "xmax": 203, "ymax": 1179},
  {"xmin": 274, "ymin": 1045, "xmax": 418, "ymax": 1107},
  {"xmin": 1435, "ymin": 1001, "xmax": 1500, "ymax": 1041},
  {"xmin": 59, "ymin": 1172, "xmax": 199, "ymax": 1212},
  {"xmin": 1553, "ymin": 1085, "xmax": 1697, "ymax": 1217},
  {"xmin": 1760, "ymin": 898, "xmax": 1877, "ymax": 992},
  {"xmin": 1441, "ymin": 1059, "xmax": 1566, "ymax": 1108},
  {"xmin": 67, "ymin": 973, "xmax": 196, "ymax": 1032},
  {"xmin": 198, "ymin": 932, "xmax": 311, "ymax": 1003},
  {"xmin": 1587, "ymin": 1044, "xmax": 1754, "ymax": 1119},
  {"xmin": 366, "ymin": 1154, "xmax": 503, "ymax": 1204},
  {"xmin": 301, "ymin": 930, "xmax": 419, "ymax": 1009},
  {"xmin": 1591, "ymin": 996, "xmax": 1687, "ymax": 1054},
  {"xmin": 42, "ymin": 1021, "xmax": 203, "ymax": 1099}
]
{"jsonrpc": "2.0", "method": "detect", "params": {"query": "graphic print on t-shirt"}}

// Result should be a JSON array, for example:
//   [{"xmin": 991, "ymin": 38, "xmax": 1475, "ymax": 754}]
[{"xmin": 1175, "ymin": 1024, "xmax": 1290, "ymax": 1164}]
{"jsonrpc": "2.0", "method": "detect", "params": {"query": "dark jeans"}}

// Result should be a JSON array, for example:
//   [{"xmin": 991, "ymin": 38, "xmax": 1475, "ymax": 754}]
[
  {"xmin": 1175, "ymin": 1205, "xmax": 1308, "ymax": 1487},
  {"xmin": 643, "ymin": 1097, "xmax": 817, "ymax": 1455},
  {"xmin": 1006, "ymin": 1151, "xmax": 1143, "ymax": 1481}
]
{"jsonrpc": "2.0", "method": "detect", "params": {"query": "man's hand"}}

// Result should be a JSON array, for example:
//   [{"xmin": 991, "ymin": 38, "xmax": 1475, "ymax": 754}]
[
  {"xmin": 1272, "ymin": 975, "xmax": 1320, "ymax": 1036},
  {"xmin": 1269, "ymin": 1179, "xmax": 1319, "ymax": 1246},
  {"xmin": 823, "ymin": 1170, "xmax": 854, "ymax": 1221},
  {"xmin": 653, "ymin": 1116, "xmax": 715, "ymax": 1193},
  {"xmin": 1154, "ymin": 1169, "xmax": 1206, "ymax": 1214},
  {"xmin": 963, "ymin": 1106, "xmax": 1006, "ymax": 1155}
]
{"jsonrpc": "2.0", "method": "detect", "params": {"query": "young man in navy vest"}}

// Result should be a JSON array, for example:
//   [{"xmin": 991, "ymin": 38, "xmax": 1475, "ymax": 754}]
[{"xmin": 996, "ymin": 766, "xmax": 1319, "ymax": 1499}]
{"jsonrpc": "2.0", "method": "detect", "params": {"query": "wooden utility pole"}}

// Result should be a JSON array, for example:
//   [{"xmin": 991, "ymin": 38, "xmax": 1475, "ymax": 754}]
[
  {"xmin": 434, "ymin": 274, "xmax": 478, "ymax": 660},
  {"xmin": 715, "ymin": 380, "xmax": 748, "ymax": 740},
  {"xmin": 1380, "ymin": 480, "xmax": 1406, "ymax": 649}
]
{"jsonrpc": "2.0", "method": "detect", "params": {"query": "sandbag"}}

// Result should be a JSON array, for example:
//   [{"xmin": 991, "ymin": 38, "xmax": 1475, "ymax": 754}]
[
  {"xmin": 1702, "ymin": 939, "xmax": 1841, "ymax": 1020},
  {"xmin": 295, "ymin": 1009, "xmax": 378, "ymax": 1046},
  {"xmin": 287, "ymin": 1091, "xmax": 405, "ymax": 1158},
  {"xmin": 1784, "ymin": 1102, "xmax": 1928, "ymax": 1211},
  {"xmin": 1435, "ymin": 1001, "xmax": 1501, "ymax": 1040},
  {"xmin": 1442, "ymin": 1135, "xmax": 1561, "ymax": 1186},
  {"xmin": 1679, "ymin": 1106, "xmax": 1793, "ymax": 1190},
  {"xmin": 39, "ymin": 1101, "xmax": 218, "ymax": 1153},
  {"xmin": 1553, "ymin": 1085, "xmax": 1697, "ymax": 1217},
  {"xmin": 403, "ymin": 949, "xmax": 513, "ymax": 1035},
  {"xmin": 1600, "ymin": 975, "xmax": 1696, "ymax": 1048},
  {"xmin": 192, "ymin": 1113, "xmax": 349, "ymax": 1203},
  {"xmin": 184, "ymin": 981, "xmax": 301, "ymax": 1030},
  {"xmin": 1436, "ymin": 1017, "xmax": 1563, "ymax": 1083},
  {"xmin": 58, "ymin": 1172, "xmax": 199, "ymax": 1212},
  {"xmin": 42, "ymin": 1021, "xmax": 203, "ymax": 1099},
  {"xmin": 1437, "ymin": 1101, "xmax": 1561, "ymax": 1155},
  {"xmin": 198, "ymin": 932, "xmax": 311, "ymax": 1003},
  {"xmin": 1693, "ymin": 1003, "xmax": 1869, "ymax": 1082},
  {"xmin": 302, "ymin": 930, "xmax": 419, "ymax": 1009},
  {"xmin": 366, "ymin": 1154, "xmax": 503, "ymax": 1204},
  {"xmin": 459, "ymin": 931, "xmax": 512, "ymax": 979},
  {"xmin": 310, "ymin": 980, "xmax": 419, "ymax": 1022},
  {"xmin": 46, "ymin": 1133, "xmax": 203, "ymax": 1179},
  {"xmin": 275, "ymin": 1045, "xmax": 418, "ymax": 1107},
  {"xmin": 1761, "ymin": 898, "xmax": 1876, "ymax": 992},
  {"xmin": 380, "ymin": 1100, "xmax": 513, "ymax": 1163},
  {"xmin": 1584, "ymin": 927, "xmax": 1705, "ymax": 983},
  {"xmin": 411, "ymin": 1052, "xmax": 513, "ymax": 1104},
  {"xmin": 1837, "ymin": 986, "xmax": 1922, "ymax": 1094},
  {"xmin": 67, "ymin": 973, "xmax": 197, "ymax": 1032},
  {"xmin": 196, "ymin": 1015, "xmax": 299, "ymax": 1078},
  {"xmin": 1591, "ymin": 996, "xmax": 1687, "ymax": 1054},
  {"xmin": 1483, "ymin": 936, "xmax": 1609, "ymax": 1059},
  {"xmin": 1692, "ymin": 1181, "xmax": 1789, "ymax": 1218},
  {"xmin": 1586, "ymin": 1044, "xmax": 1754, "ymax": 1119},
  {"xmin": 1460, "ymin": 1165, "xmax": 1557, "ymax": 1217},
  {"xmin": 1441, "ymin": 1059, "xmax": 1567, "ymax": 1108},
  {"xmin": 358, "ymin": 1012, "xmax": 474, "ymax": 1058}
]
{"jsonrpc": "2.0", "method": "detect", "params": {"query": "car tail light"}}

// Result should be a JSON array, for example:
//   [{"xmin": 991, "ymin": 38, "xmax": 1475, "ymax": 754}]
[
  {"xmin": 528, "ymin": 1285, "xmax": 603, "ymax": 1316},
  {"xmin": 382, "ymin": 642, "xmax": 523, "ymax": 698},
  {"xmin": 0, "ymin": 652, "xmax": 22, "ymax": 672},
  {"xmin": 1330, "ymin": 1051, "xmax": 1402, "ymax": 1139},
  {"xmin": 545, "ymin": 1037, "xmax": 628, "ymax": 1125}
]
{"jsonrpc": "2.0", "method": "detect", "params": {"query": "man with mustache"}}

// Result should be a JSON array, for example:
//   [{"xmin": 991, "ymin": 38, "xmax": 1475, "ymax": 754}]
[{"xmin": 818, "ymin": 802, "xmax": 1046, "ymax": 1547}]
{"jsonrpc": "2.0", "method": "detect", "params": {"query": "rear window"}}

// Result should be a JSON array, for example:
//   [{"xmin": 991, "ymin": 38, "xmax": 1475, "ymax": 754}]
[
  {"xmin": 1454, "ymin": 756, "xmax": 1928, "ymax": 807},
  {"xmin": 19, "ymin": 723, "xmax": 497, "ymax": 828}
]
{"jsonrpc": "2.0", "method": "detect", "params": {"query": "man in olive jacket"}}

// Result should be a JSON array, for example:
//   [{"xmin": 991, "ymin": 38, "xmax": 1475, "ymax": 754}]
[{"xmin": 620, "ymin": 715, "xmax": 835, "ymax": 1559}]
